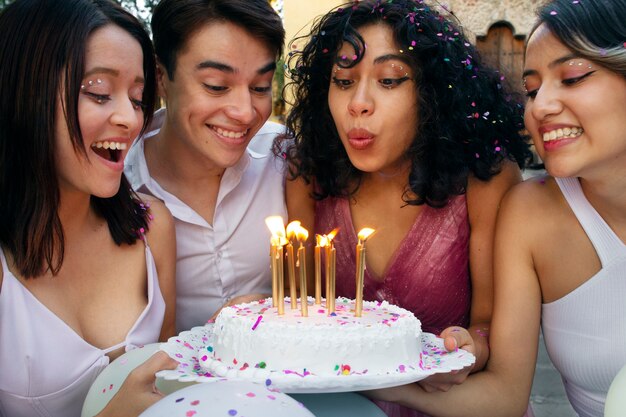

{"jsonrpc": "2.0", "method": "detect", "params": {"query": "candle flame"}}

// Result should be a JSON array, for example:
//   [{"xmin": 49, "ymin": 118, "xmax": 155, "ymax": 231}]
[
  {"xmin": 265, "ymin": 216, "xmax": 286, "ymax": 238},
  {"xmin": 296, "ymin": 225, "xmax": 309, "ymax": 243},
  {"xmin": 316, "ymin": 234, "xmax": 328, "ymax": 247},
  {"xmin": 286, "ymin": 220, "xmax": 301, "ymax": 241},
  {"xmin": 357, "ymin": 227, "xmax": 375, "ymax": 243},
  {"xmin": 271, "ymin": 235, "xmax": 288, "ymax": 246},
  {"xmin": 326, "ymin": 228, "xmax": 339, "ymax": 241}
]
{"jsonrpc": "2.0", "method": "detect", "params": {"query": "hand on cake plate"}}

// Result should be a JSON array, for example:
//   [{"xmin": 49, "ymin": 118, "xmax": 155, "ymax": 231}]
[
  {"xmin": 417, "ymin": 326, "xmax": 478, "ymax": 392},
  {"xmin": 83, "ymin": 347, "xmax": 178, "ymax": 417},
  {"xmin": 209, "ymin": 293, "xmax": 269, "ymax": 321}
]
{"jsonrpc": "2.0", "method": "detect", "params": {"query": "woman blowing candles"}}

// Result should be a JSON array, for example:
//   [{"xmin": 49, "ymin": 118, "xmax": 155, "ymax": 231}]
[
  {"xmin": 0, "ymin": 0, "xmax": 178, "ymax": 416},
  {"xmin": 280, "ymin": 1, "xmax": 531, "ymax": 416},
  {"xmin": 365, "ymin": 0, "xmax": 626, "ymax": 416}
]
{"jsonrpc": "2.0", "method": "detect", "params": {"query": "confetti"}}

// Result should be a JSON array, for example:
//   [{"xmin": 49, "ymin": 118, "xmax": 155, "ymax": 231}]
[{"xmin": 251, "ymin": 315, "xmax": 263, "ymax": 330}]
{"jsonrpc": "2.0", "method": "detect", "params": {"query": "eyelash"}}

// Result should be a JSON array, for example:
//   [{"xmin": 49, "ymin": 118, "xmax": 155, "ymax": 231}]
[
  {"xmin": 84, "ymin": 92, "xmax": 145, "ymax": 110},
  {"xmin": 525, "ymin": 71, "xmax": 596, "ymax": 99},
  {"xmin": 202, "ymin": 84, "xmax": 272, "ymax": 95},
  {"xmin": 331, "ymin": 77, "xmax": 410, "ymax": 90}
]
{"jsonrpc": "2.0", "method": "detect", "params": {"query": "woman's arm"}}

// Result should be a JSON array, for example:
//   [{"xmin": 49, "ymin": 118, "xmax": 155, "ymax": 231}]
[
  {"xmin": 419, "ymin": 161, "xmax": 522, "ymax": 392},
  {"xmin": 366, "ymin": 179, "xmax": 544, "ymax": 416},
  {"xmin": 141, "ymin": 196, "xmax": 177, "ymax": 341}
]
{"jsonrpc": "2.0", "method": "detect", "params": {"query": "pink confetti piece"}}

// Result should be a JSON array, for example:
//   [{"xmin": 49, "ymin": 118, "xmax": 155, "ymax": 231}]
[
  {"xmin": 550, "ymin": 10, "xmax": 557, "ymax": 15},
  {"xmin": 186, "ymin": 411, "xmax": 196, "ymax": 417},
  {"xmin": 246, "ymin": 392, "xmax": 256, "ymax": 397},
  {"xmin": 251, "ymin": 315, "xmax": 263, "ymax": 330}
]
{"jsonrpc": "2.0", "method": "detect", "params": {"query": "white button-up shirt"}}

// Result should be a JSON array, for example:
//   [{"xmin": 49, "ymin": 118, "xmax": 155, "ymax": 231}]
[{"xmin": 125, "ymin": 110, "xmax": 287, "ymax": 332}]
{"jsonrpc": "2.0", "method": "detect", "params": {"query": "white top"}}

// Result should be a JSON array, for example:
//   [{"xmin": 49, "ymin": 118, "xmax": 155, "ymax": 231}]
[
  {"xmin": 125, "ymin": 109, "xmax": 287, "ymax": 332},
  {"xmin": 0, "ymin": 245, "xmax": 165, "ymax": 417},
  {"xmin": 542, "ymin": 177, "xmax": 626, "ymax": 417}
]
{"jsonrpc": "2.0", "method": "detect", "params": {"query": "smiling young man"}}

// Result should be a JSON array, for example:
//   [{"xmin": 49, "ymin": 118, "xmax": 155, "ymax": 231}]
[{"xmin": 124, "ymin": 0, "xmax": 286, "ymax": 332}]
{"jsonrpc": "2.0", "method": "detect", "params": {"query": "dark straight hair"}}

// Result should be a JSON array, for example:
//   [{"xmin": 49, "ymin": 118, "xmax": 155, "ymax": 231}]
[
  {"xmin": 152, "ymin": 0, "xmax": 285, "ymax": 80},
  {"xmin": 0, "ymin": 0, "xmax": 157, "ymax": 278},
  {"xmin": 534, "ymin": 0, "xmax": 626, "ymax": 78}
]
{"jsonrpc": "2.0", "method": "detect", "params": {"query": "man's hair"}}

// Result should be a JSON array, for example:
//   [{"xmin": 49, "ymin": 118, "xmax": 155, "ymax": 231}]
[{"xmin": 152, "ymin": 0, "xmax": 285, "ymax": 80}]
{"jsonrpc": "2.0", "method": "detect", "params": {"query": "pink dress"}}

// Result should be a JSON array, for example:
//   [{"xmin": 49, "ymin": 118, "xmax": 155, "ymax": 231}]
[{"xmin": 315, "ymin": 194, "xmax": 471, "ymax": 417}]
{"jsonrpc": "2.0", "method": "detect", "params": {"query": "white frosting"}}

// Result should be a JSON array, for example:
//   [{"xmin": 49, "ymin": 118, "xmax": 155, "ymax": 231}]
[{"xmin": 200, "ymin": 297, "xmax": 422, "ymax": 378}]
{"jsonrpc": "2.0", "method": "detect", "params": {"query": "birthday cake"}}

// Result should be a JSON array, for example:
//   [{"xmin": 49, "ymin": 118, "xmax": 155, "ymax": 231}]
[{"xmin": 199, "ymin": 296, "xmax": 422, "ymax": 378}]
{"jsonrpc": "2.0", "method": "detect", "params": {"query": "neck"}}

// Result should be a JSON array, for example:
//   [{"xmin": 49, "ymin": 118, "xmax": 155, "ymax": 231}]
[
  {"xmin": 57, "ymin": 188, "xmax": 95, "ymax": 238},
  {"xmin": 153, "ymin": 121, "xmax": 227, "ymax": 183},
  {"xmin": 579, "ymin": 174, "xmax": 626, "ymax": 224}
]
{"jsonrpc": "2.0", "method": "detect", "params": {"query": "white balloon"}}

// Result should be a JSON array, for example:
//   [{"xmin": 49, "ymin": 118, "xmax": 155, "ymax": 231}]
[
  {"xmin": 139, "ymin": 380, "xmax": 315, "ymax": 417},
  {"xmin": 605, "ymin": 363, "xmax": 626, "ymax": 417},
  {"xmin": 81, "ymin": 343, "xmax": 161, "ymax": 417}
]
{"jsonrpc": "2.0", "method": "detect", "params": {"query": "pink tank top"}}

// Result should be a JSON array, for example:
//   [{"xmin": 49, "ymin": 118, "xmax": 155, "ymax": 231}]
[
  {"xmin": 0, "ymin": 244, "xmax": 165, "ymax": 417},
  {"xmin": 316, "ymin": 195, "xmax": 471, "ymax": 417}
]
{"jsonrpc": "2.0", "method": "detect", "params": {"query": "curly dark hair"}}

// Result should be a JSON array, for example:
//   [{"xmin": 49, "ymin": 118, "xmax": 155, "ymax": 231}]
[{"xmin": 280, "ymin": 0, "xmax": 532, "ymax": 207}]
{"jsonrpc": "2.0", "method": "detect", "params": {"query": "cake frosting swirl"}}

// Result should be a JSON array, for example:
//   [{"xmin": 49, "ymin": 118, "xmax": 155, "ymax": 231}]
[{"xmin": 200, "ymin": 297, "xmax": 422, "ymax": 378}]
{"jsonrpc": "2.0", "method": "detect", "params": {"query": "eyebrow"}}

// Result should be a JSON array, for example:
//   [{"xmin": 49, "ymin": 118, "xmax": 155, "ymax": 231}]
[
  {"xmin": 197, "ymin": 60, "xmax": 276, "ymax": 75},
  {"xmin": 84, "ymin": 67, "xmax": 144, "ymax": 83},
  {"xmin": 522, "ymin": 53, "xmax": 579, "ymax": 78},
  {"xmin": 373, "ymin": 53, "xmax": 412, "ymax": 66}
]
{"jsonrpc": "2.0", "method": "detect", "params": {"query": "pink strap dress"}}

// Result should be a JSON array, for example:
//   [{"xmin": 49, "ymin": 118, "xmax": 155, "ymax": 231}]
[{"xmin": 315, "ymin": 194, "xmax": 471, "ymax": 417}]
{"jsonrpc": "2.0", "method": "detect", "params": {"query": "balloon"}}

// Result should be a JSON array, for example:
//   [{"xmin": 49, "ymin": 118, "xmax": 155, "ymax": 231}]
[
  {"xmin": 291, "ymin": 393, "xmax": 387, "ymax": 417},
  {"xmin": 81, "ymin": 343, "xmax": 161, "ymax": 417},
  {"xmin": 605, "ymin": 363, "xmax": 626, "ymax": 417},
  {"xmin": 139, "ymin": 380, "xmax": 315, "ymax": 417}
]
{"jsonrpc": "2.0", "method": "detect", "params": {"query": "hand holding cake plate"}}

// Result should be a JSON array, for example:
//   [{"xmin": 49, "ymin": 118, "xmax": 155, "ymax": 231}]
[{"xmin": 156, "ymin": 298, "xmax": 475, "ymax": 394}]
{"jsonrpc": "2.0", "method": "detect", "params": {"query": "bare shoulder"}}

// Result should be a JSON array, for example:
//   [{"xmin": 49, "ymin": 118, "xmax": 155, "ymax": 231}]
[
  {"xmin": 498, "ymin": 175, "xmax": 565, "ymax": 240},
  {"xmin": 141, "ymin": 196, "xmax": 175, "ymax": 246}
]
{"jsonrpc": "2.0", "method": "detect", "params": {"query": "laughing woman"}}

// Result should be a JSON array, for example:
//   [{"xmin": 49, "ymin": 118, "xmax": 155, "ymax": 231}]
[{"xmin": 0, "ymin": 1, "xmax": 177, "ymax": 416}]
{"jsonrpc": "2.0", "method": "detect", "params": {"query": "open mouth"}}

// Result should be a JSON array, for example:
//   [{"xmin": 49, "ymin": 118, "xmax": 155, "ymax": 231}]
[{"xmin": 91, "ymin": 141, "xmax": 127, "ymax": 163}]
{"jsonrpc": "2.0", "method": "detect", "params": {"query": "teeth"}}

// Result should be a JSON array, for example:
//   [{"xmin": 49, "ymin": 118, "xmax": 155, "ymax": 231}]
[
  {"xmin": 91, "ymin": 141, "xmax": 127, "ymax": 150},
  {"xmin": 214, "ymin": 127, "xmax": 247, "ymax": 139},
  {"xmin": 543, "ymin": 127, "xmax": 583, "ymax": 142}
]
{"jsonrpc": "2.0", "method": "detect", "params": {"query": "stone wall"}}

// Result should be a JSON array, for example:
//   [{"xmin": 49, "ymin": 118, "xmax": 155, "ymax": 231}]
[{"xmin": 447, "ymin": 0, "xmax": 542, "ymax": 41}]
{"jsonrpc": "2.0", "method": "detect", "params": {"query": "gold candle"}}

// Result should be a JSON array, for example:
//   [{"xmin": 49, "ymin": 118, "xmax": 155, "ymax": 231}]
[
  {"xmin": 325, "ymin": 229, "xmax": 338, "ymax": 314},
  {"xmin": 296, "ymin": 225, "xmax": 309, "ymax": 316},
  {"xmin": 314, "ymin": 235, "xmax": 323, "ymax": 305},
  {"xmin": 355, "ymin": 228, "xmax": 375, "ymax": 317},
  {"xmin": 328, "ymin": 242, "xmax": 336, "ymax": 314},
  {"xmin": 286, "ymin": 221, "xmax": 300, "ymax": 309},
  {"xmin": 277, "ymin": 244, "xmax": 285, "ymax": 315},
  {"xmin": 265, "ymin": 216, "xmax": 286, "ymax": 311},
  {"xmin": 270, "ymin": 241, "xmax": 278, "ymax": 307}
]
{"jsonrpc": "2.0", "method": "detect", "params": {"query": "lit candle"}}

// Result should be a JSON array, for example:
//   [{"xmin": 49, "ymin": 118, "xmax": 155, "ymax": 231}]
[
  {"xmin": 325, "ymin": 229, "xmax": 338, "ymax": 314},
  {"xmin": 265, "ymin": 216, "xmax": 287, "ymax": 313},
  {"xmin": 314, "ymin": 234, "xmax": 324, "ymax": 305},
  {"xmin": 328, "ymin": 240, "xmax": 337, "ymax": 314},
  {"xmin": 286, "ymin": 221, "xmax": 300, "ymax": 309},
  {"xmin": 296, "ymin": 225, "xmax": 309, "ymax": 316},
  {"xmin": 270, "ymin": 242, "xmax": 277, "ymax": 307},
  {"xmin": 355, "ymin": 228, "xmax": 375, "ymax": 317}
]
